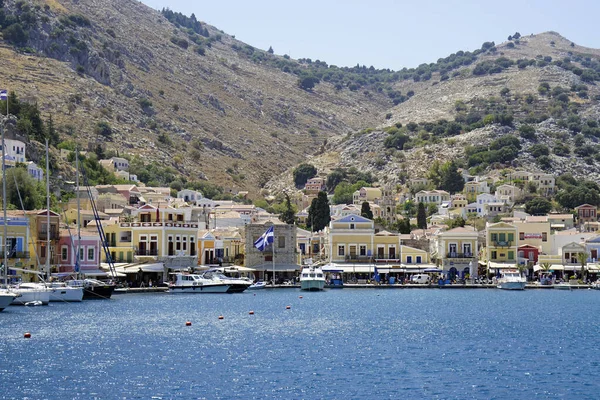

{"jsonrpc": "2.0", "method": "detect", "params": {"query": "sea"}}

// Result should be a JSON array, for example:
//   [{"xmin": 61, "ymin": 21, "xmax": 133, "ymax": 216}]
[{"xmin": 1, "ymin": 288, "xmax": 599, "ymax": 399}]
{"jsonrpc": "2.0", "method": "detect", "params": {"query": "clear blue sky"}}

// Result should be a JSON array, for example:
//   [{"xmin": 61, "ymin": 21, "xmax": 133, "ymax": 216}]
[{"xmin": 141, "ymin": 0, "xmax": 598, "ymax": 70}]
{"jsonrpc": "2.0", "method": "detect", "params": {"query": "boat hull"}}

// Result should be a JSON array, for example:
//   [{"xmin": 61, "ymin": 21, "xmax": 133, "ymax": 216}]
[
  {"xmin": 11, "ymin": 289, "xmax": 51, "ymax": 305},
  {"xmin": 169, "ymin": 284, "xmax": 230, "ymax": 293},
  {"xmin": 225, "ymin": 283, "xmax": 251, "ymax": 293},
  {"xmin": 248, "ymin": 282, "xmax": 266, "ymax": 290},
  {"xmin": 0, "ymin": 292, "xmax": 16, "ymax": 311},
  {"xmin": 49, "ymin": 286, "xmax": 84, "ymax": 302},
  {"xmin": 497, "ymin": 282, "xmax": 526, "ymax": 290},
  {"xmin": 83, "ymin": 285, "xmax": 115, "ymax": 300},
  {"xmin": 300, "ymin": 279, "xmax": 325, "ymax": 291}
]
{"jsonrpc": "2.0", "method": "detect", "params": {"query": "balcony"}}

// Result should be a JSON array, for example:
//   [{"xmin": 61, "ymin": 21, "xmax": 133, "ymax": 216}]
[
  {"xmin": 446, "ymin": 252, "xmax": 474, "ymax": 259},
  {"xmin": 493, "ymin": 240, "xmax": 512, "ymax": 247},
  {"xmin": 0, "ymin": 251, "xmax": 30, "ymax": 259},
  {"xmin": 135, "ymin": 249, "xmax": 158, "ymax": 256},
  {"xmin": 38, "ymin": 231, "xmax": 59, "ymax": 241},
  {"xmin": 344, "ymin": 255, "xmax": 373, "ymax": 263}
]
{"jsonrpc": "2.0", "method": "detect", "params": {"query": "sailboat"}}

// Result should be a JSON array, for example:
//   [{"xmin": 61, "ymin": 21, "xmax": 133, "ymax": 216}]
[{"xmin": 66, "ymin": 148, "xmax": 114, "ymax": 300}]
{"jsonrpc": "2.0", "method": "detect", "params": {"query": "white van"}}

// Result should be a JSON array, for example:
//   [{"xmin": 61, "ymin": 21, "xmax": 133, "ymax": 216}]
[{"xmin": 411, "ymin": 274, "xmax": 431, "ymax": 284}]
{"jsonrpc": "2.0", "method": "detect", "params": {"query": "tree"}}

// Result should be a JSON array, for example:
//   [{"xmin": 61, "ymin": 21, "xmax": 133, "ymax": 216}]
[
  {"xmin": 361, "ymin": 201, "xmax": 373, "ymax": 220},
  {"xmin": 298, "ymin": 75, "xmax": 319, "ymax": 91},
  {"xmin": 577, "ymin": 251, "xmax": 588, "ymax": 281},
  {"xmin": 2, "ymin": 23, "xmax": 28, "ymax": 47},
  {"xmin": 525, "ymin": 197, "xmax": 552, "ymax": 215},
  {"xmin": 396, "ymin": 218, "xmax": 411, "ymax": 234},
  {"xmin": 307, "ymin": 191, "xmax": 330, "ymax": 232},
  {"xmin": 417, "ymin": 202, "xmax": 427, "ymax": 229},
  {"xmin": 95, "ymin": 121, "xmax": 112, "ymax": 138},
  {"xmin": 2, "ymin": 167, "xmax": 43, "ymax": 210},
  {"xmin": 45, "ymin": 114, "xmax": 60, "ymax": 146},
  {"xmin": 326, "ymin": 169, "xmax": 346, "ymax": 192},
  {"xmin": 439, "ymin": 161, "xmax": 464, "ymax": 193},
  {"xmin": 447, "ymin": 216, "xmax": 466, "ymax": 229},
  {"xmin": 267, "ymin": 46, "xmax": 274, "ymax": 54},
  {"xmin": 292, "ymin": 163, "xmax": 317, "ymax": 188},
  {"xmin": 279, "ymin": 193, "xmax": 296, "ymax": 224},
  {"xmin": 332, "ymin": 182, "xmax": 354, "ymax": 204}
]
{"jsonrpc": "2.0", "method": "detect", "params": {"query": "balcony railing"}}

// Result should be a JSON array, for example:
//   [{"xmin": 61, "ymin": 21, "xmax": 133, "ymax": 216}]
[
  {"xmin": 135, "ymin": 249, "xmax": 158, "ymax": 256},
  {"xmin": 0, "ymin": 251, "xmax": 30, "ymax": 259},
  {"xmin": 446, "ymin": 252, "xmax": 474, "ymax": 259},
  {"xmin": 493, "ymin": 240, "xmax": 512, "ymax": 247},
  {"xmin": 38, "ymin": 231, "xmax": 59, "ymax": 241}
]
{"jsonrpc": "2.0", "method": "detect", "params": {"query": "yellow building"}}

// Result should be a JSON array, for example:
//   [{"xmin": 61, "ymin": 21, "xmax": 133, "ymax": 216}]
[
  {"xmin": 103, "ymin": 204, "xmax": 198, "ymax": 270},
  {"xmin": 198, "ymin": 228, "xmax": 244, "ymax": 266},
  {"xmin": 26, "ymin": 209, "xmax": 61, "ymax": 277},
  {"xmin": 514, "ymin": 217, "xmax": 551, "ymax": 255},
  {"xmin": 0, "ymin": 211, "xmax": 32, "ymax": 280},
  {"xmin": 435, "ymin": 226, "xmax": 478, "ymax": 278},
  {"xmin": 486, "ymin": 221, "xmax": 518, "ymax": 272}
]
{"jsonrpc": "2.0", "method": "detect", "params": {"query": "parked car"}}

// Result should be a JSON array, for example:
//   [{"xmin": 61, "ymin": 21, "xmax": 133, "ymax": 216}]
[{"xmin": 411, "ymin": 274, "xmax": 431, "ymax": 284}]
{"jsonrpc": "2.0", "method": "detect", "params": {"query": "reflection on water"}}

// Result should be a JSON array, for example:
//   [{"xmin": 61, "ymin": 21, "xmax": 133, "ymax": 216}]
[{"xmin": 1, "ymin": 289, "xmax": 599, "ymax": 398}]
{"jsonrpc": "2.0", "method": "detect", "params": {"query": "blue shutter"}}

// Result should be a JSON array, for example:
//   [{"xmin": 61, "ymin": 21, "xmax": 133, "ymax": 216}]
[{"xmin": 16, "ymin": 237, "xmax": 23, "ymax": 252}]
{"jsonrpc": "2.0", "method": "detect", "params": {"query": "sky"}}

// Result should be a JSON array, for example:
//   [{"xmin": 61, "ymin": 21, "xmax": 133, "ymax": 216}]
[{"xmin": 141, "ymin": 0, "xmax": 599, "ymax": 70}]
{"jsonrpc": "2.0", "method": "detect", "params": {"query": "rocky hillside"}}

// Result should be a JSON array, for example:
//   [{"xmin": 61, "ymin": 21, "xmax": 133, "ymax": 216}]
[
  {"xmin": 0, "ymin": 0, "xmax": 391, "ymax": 195},
  {"xmin": 266, "ymin": 32, "xmax": 600, "ymax": 194}
]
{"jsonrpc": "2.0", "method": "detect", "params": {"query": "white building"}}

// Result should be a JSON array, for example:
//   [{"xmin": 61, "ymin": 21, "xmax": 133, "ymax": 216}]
[
  {"xmin": 1, "ymin": 138, "xmax": 26, "ymax": 163},
  {"xmin": 26, "ymin": 161, "xmax": 43, "ymax": 181}
]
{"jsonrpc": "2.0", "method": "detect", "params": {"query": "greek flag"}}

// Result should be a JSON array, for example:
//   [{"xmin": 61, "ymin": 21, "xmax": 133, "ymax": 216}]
[
  {"xmin": 0, "ymin": 90, "xmax": 7, "ymax": 100},
  {"xmin": 254, "ymin": 226, "xmax": 274, "ymax": 251}
]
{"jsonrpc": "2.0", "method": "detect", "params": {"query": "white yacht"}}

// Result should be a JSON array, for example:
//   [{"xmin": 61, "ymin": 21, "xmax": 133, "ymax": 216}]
[
  {"xmin": 10, "ymin": 282, "xmax": 51, "ymax": 305},
  {"xmin": 300, "ymin": 265, "xmax": 326, "ymax": 291},
  {"xmin": 0, "ymin": 291, "xmax": 17, "ymax": 311},
  {"xmin": 46, "ymin": 282, "xmax": 84, "ymax": 302},
  {"xmin": 496, "ymin": 269, "xmax": 527, "ymax": 290},
  {"xmin": 203, "ymin": 269, "xmax": 252, "ymax": 293},
  {"xmin": 169, "ymin": 273, "xmax": 230, "ymax": 293}
]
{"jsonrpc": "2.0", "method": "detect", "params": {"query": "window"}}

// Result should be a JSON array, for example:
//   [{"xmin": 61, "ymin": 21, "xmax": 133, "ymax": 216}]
[
  {"xmin": 507, "ymin": 251, "xmax": 514, "ymax": 260},
  {"xmin": 491, "ymin": 251, "xmax": 497, "ymax": 259},
  {"xmin": 338, "ymin": 246, "xmax": 345, "ymax": 256},
  {"xmin": 350, "ymin": 223, "xmax": 355, "ymax": 230},
  {"xmin": 491, "ymin": 233, "xmax": 498, "ymax": 242},
  {"xmin": 507, "ymin": 233, "xmax": 514, "ymax": 242},
  {"xmin": 79, "ymin": 248, "xmax": 84, "ymax": 261},
  {"xmin": 183, "ymin": 236, "xmax": 187, "ymax": 251},
  {"xmin": 416, "ymin": 256, "xmax": 422, "ymax": 263},
  {"xmin": 406, "ymin": 256, "xmax": 413, "ymax": 264},
  {"xmin": 519, "ymin": 232, "xmax": 524, "ymax": 240},
  {"xmin": 359, "ymin": 245, "xmax": 367, "ymax": 256},
  {"xmin": 542, "ymin": 232, "xmax": 547, "ymax": 242},
  {"xmin": 278, "ymin": 236, "xmax": 285, "ymax": 249},
  {"xmin": 61, "ymin": 246, "xmax": 68, "ymax": 261},
  {"xmin": 499, "ymin": 233, "xmax": 506, "ymax": 242}
]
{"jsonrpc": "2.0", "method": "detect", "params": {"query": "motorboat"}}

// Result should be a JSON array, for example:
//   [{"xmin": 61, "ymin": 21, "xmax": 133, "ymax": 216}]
[
  {"xmin": 248, "ymin": 281, "xmax": 266, "ymax": 290},
  {"xmin": 46, "ymin": 282, "xmax": 84, "ymax": 302},
  {"xmin": 169, "ymin": 273, "xmax": 230, "ymax": 293},
  {"xmin": 202, "ymin": 269, "xmax": 252, "ymax": 293},
  {"xmin": 0, "ymin": 291, "xmax": 17, "ymax": 311},
  {"xmin": 10, "ymin": 282, "xmax": 51, "ymax": 305},
  {"xmin": 554, "ymin": 282, "xmax": 572, "ymax": 290},
  {"xmin": 66, "ymin": 279, "xmax": 116, "ymax": 300},
  {"xmin": 300, "ymin": 265, "xmax": 326, "ymax": 291},
  {"xmin": 496, "ymin": 269, "xmax": 527, "ymax": 290},
  {"xmin": 593, "ymin": 281, "xmax": 600, "ymax": 290}
]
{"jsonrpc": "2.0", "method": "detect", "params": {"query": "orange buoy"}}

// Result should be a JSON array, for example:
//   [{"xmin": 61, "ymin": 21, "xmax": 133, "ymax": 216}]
[
  {"xmin": 24, "ymin": 332, "xmax": 31, "ymax": 338},
  {"xmin": 286, "ymin": 305, "xmax": 291, "ymax": 309},
  {"xmin": 249, "ymin": 311, "xmax": 254, "ymax": 315},
  {"xmin": 299, "ymin": 296, "xmax": 303, "ymax": 299},
  {"xmin": 185, "ymin": 321, "xmax": 192, "ymax": 326},
  {"xmin": 218, "ymin": 315, "xmax": 224, "ymax": 320}
]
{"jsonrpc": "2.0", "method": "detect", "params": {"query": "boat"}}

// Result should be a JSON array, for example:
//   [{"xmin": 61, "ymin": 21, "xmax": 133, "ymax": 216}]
[
  {"xmin": 248, "ymin": 281, "xmax": 266, "ymax": 290},
  {"xmin": 203, "ymin": 269, "xmax": 252, "ymax": 293},
  {"xmin": 0, "ymin": 291, "xmax": 17, "ymax": 311},
  {"xmin": 168, "ymin": 273, "xmax": 230, "ymax": 293},
  {"xmin": 66, "ymin": 279, "xmax": 116, "ymax": 299},
  {"xmin": 496, "ymin": 269, "xmax": 527, "ymax": 290},
  {"xmin": 300, "ymin": 265, "xmax": 326, "ymax": 291},
  {"xmin": 46, "ymin": 281, "xmax": 84, "ymax": 302},
  {"xmin": 554, "ymin": 282, "xmax": 572, "ymax": 290},
  {"xmin": 593, "ymin": 281, "xmax": 600, "ymax": 290},
  {"xmin": 10, "ymin": 282, "xmax": 51, "ymax": 305}
]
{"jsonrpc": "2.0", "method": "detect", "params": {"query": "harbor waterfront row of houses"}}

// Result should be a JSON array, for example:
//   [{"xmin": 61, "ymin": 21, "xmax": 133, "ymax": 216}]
[{"xmin": 3, "ymin": 182, "xmax": 600, "ymax": 284}]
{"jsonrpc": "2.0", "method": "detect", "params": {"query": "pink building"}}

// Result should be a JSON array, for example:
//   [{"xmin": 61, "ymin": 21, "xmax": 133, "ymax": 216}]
[
  {"xmin": 58, "ymin": 228, "xmax": 102, "ymax": 275},
  {"xmin": 304, "ymin": 177, "xmax": 326, "ymax": 194}
]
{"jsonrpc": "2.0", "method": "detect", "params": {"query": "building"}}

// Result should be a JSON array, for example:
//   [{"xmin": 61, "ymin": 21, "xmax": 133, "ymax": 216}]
[
  {"xmin": 26, "ymin": 161, "xmax": 43, "ymax": 182},
  {"xmin": 26, "ymin": 209, "xmax": 61, "ymax": 277},
  {"xmin": 177, "ymin": 189, "xmax": 204, "ymax": 205},
  {"xmin": 485, "ymin": 221, "xmax": 519, "ymax": 272},
  {"xmin": 245, "ymin": 221, "xmax": 297, "ymax": 282},
  {"xmin": 353, "ymin": 187, "xmax": 382, "ymax": 205},
  {"xmin": 435, "ymin": 226, "xmax": 478, "ymax": 279},
  {"xmin": 575, "ymin": 204, "xmax": 597, "ymax": 226},
  {"xmin": 1, "ymin": 137, "xmax": 26, "ymax": 163},
  {"xmin": 57, "ymin": 226, "xmax": 102, "ymax": 276},
  {"xmin": 415, "ymin": 190, "xmax": 450, "ymax": 206},
  {"xmin": 304, "ymin": 177, "xmax": 326, "ymax": 194},
  {"xmin": 0, "ymin": 212, "xmax": 31, "ymax": 280},
  {"xmin": 494, "ymin": 184, "xmax": 523, "ymax": 203}
]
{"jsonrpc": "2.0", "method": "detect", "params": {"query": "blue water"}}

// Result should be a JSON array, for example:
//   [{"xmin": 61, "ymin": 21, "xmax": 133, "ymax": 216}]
[{"xmin": 1, "ymin": 289, "xmax": 600, "ymax": 399}]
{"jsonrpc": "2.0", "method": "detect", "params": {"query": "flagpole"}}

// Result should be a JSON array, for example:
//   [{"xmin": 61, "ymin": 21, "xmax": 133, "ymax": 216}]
[{"xmin": 272, "ymin": 225, "xmax": 275, "ymax": 286}]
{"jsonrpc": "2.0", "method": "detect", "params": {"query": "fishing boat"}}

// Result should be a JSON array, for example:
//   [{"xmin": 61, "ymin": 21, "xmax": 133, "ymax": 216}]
[
  {"xmin": 300, "ymin": 264, "xmax": 326, "ymax": 291},
  {"xmin": 169, "ymin": 273, "xmax": 230, "ymax": 293},
  {"xmin": 496, "ymin": 269, "xmax": 527, "ymax": 290}
]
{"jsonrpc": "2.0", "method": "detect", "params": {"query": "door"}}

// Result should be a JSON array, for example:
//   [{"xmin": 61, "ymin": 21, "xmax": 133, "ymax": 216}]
[
  {"xmin": 389, "ymin": 247, "xmax": 396, "ymax": 259},
  {"xmin": 377, "ymin": 247, "xmax": 385, "ymax": 259}
]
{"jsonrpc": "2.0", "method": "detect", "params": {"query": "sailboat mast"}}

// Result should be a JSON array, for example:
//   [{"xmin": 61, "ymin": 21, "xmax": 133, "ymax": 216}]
[
  {"xmin": 2, "ymin": 115, "xmax": 7, "ymax": 287},
  {"xmin": 45, "ymin": 139, "xmax": 50, "ymax": 281},
  {"xmin": 75, "ymin": 148, "xmax": 80, "ymax": 279}
]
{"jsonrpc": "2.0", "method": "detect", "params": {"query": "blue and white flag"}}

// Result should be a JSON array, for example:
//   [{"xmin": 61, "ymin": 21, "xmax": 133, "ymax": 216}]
[
  {"xmin": 0, "ymin": 90, "xmax": 7, "ymax": 100},
  {"xmin": 254, "ymin": 226, "xmax": 274, "ymax": 251}
]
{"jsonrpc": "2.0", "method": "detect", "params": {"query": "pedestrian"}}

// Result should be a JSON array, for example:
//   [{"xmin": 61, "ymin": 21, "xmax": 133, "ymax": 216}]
[{"xmin": 149, "ymin": 279, "xmax": 153, "ymax": 288}]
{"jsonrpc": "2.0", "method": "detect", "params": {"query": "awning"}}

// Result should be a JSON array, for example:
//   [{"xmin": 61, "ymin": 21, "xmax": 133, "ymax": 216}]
[
  {"xmin": 551, "ymin": 224, "xmax": 565, "ymax": 228},
  {"xmin": 115, "ymin": 262, "xmax": 165, "ymax": 273},
  {"xmin": 250, "ymin": 263, "xmax": 300, "ymax": 272},
  {"xmin": 488, "ymin": 262, "xmax": 518, "ymax": 270},
  {"xmin": 534, "ymin": 264, "xmax": 565, "ymax": 272},
  {"xmin": 82, "ymin": 269, "xmax": 109, "ymax": 276}
]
